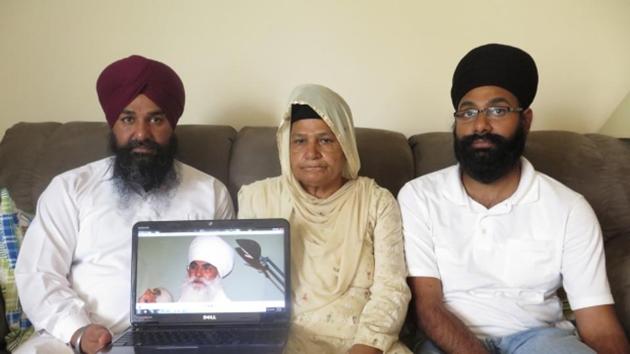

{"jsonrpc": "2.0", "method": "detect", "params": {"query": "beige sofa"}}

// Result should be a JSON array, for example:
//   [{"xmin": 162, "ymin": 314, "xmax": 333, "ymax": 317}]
[{"xmin": 0, "ymin": 122, "xmax": 629, "ymax": 351}]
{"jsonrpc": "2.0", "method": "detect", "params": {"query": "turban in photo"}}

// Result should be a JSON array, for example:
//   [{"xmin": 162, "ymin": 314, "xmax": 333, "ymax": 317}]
[
  {"xmin": 451, "ymin": 43, "xmax": 538, "ymax": 109},
  {"xmin": 96, "ymin": 55, "xmax": 185, "ymax": 128},
  {"xmin": 188, "ymin": 236, "xmax": 235, "ymax": 278}
]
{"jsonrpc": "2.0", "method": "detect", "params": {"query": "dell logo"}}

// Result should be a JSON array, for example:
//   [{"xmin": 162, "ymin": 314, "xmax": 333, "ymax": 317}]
[{"xmin": 202, "ymin": 315, "xmax": 217, "ymax": 320}]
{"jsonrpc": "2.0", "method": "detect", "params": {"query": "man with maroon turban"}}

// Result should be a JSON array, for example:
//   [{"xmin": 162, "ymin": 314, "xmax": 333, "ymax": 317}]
[{"xmin": 15, "ymin": 55, "xmax": 234, "ymax": 354}]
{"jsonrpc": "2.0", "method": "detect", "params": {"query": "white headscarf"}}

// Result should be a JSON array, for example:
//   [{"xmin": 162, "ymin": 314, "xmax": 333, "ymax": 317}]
[{"xmin": 277, "ymin": 83, "xmax": 360, "ymax": 180}]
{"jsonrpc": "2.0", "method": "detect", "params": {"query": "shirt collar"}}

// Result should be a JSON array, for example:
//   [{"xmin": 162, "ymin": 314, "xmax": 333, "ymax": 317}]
[{"xmin": 444, "ymin": 157, "xmax": 539, "ymax": 209}]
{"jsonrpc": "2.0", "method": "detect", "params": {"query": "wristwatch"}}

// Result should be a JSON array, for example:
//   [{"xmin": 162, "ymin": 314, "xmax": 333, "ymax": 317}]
[{"xmin": 71, "ymin": 325, "xmax": 88, "ymax": 354}]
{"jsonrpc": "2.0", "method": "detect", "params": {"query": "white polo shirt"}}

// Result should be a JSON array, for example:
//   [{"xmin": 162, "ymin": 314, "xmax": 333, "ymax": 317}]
[{"xmin": 399, "ymin": 158, "xmax": 613, "ymax": 338}]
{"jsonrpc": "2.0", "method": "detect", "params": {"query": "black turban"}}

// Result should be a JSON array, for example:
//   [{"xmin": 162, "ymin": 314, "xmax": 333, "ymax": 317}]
[
  {"xmin": 451, "ymin": 43, "xmax": 538, "ymax": 109},
  {"xmin": 291, "ymin": 104, "xmax": 321, "ymax": 122}
]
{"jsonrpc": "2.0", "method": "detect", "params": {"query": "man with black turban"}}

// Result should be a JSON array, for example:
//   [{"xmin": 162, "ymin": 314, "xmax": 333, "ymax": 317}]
[
  {"xmin": 399, "ymin": 44, "xmax": 628, "ymax": 353},
  {"xmin": 15, "ymin": 55, "xmax": 234, "ymax": 354}
]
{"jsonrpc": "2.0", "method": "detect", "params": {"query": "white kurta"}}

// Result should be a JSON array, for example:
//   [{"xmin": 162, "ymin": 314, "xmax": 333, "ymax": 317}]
[{"xmin": 15, "ymin": 157, "xmax": 234, "ymax": 351}]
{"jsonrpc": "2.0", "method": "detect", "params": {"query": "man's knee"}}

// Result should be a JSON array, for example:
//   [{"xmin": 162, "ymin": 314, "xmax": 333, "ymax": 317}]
[{"xmin": 506, "ymin": 327, "xmax": 595, "ymax": 354}]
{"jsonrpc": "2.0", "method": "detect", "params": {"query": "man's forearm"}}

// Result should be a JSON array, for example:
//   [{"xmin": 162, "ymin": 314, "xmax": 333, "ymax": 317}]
[
  {"xmin": 417, "ymin": 304, "xmax": 488, "ymax": 354},
  {"xmin": 575, "ymin": 305, "xmax": 630, "ymax": 354},
  {"xmin": 581, "ymin": 329, "xmax": 630, "ymax": 354},
  {"xmin": 582, "ymin": 334, "xmax": 630, "ymax": 354}
]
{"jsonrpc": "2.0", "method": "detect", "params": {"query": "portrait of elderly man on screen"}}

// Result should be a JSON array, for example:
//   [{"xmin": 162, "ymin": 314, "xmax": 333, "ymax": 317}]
[{"xmin": 138, "ymin": 235, "xmax": 235, "ymax": 303}]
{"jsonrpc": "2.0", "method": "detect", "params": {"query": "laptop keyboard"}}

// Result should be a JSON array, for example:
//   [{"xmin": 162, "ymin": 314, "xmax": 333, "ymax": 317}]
[{"xmin": 115, "ymin": 327, "xmax": 285, "ymax": 346}]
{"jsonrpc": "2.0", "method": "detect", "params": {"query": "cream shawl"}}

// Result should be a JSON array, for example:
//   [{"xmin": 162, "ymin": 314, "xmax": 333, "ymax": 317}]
[{"xmin": 239, "ymin": 84, "xmax": 377, "ymax": 314}]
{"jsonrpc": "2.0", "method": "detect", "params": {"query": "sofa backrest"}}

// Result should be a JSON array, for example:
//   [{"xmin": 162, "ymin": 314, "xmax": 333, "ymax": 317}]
[
  {"xmin": 409, "ymin": 131, "xmax": 630, "ymax": 243},
  {"xmin": 2, "ymin": 122, "xmax": 630, "ymax": 334},
  {"xmin": 3, "ymin": 123, "xmax": 628, "ymax": 235},
  {"xmin": 0, "ymin": 122, "xmax": 237, "ymax": 214},
  {"xmin": 229, "ymin": 126, "xmax": 414, "ymax": 204},
  {"xmin": 0, "ymin": 122, "xmax": 413, "ymax": 213}
]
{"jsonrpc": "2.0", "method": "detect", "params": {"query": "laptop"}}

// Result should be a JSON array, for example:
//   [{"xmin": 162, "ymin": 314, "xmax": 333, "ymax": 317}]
[{"xmin": 102, "ymin": 218, "xmax": 291, "ymax": 354}]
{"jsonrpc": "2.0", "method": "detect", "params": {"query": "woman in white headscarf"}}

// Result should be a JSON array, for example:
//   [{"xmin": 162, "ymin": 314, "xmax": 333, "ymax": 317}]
[{"xmin": 238, "ymin": 84, "xmax": 411, "ymax": 354}]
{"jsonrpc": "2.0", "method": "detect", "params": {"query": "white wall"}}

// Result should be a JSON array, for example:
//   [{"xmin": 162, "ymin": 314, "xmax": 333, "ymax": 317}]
[
  {"xmin": 599, "ymin": 90, "xmax": 630, "ymax": 137},
  {"xmin": 2, "ymin": 0, "xmax": 630, "ymax": 139}
]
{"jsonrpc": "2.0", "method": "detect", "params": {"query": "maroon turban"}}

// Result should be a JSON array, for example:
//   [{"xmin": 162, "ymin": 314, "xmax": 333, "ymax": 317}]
[{"xmin": 96, "ymin": 55, "xmax": 185, "ymax": 128}]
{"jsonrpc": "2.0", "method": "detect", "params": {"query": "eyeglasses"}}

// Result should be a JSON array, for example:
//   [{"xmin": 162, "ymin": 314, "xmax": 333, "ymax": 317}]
[{"xmin": 454, "ymin": 106, "xmax": 523, "ymax": 122}]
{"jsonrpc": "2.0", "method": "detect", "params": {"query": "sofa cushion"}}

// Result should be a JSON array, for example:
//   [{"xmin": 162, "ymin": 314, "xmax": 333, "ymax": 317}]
[
  {"xmin": 0, "ymin": 122, "xmax": 68, "ymax": 214},
  {"xmin": 527, "ymin": 132, "xmax": 630, "ymax": 243},
  {"xmin": 355, "ymin": 127, "xmax": 414, "ymax": 198},
  {"xmin": 30, "ymin": 123, "xmax": 112, "ymax": 215},
  {"xmin": 174, "ymin": 124, "xmax": 237, "ymax": 190},
  {"xmin": 228, "ymin": 127, "xmax": 279, "ymax": 204}
]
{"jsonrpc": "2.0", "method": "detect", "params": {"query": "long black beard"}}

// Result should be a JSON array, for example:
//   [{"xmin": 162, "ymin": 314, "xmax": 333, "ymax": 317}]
[
  {"xmin": 453, "ymin": 119, "xmax": 526, "ymax": 184},
  {"xmin": 110, "ymin": 133, "xmax": 179, "ymax": 196}
]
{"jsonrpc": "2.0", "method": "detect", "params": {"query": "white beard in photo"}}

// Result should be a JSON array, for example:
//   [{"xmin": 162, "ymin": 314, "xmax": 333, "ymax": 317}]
[{"xmin": 179, "ymin": 276, "xmax": 225, "ymax": 302}]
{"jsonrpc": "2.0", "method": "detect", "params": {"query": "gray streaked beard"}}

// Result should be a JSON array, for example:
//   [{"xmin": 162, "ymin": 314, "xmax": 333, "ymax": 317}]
[{"xmin": 109, "ymin": 133, "xmax": 180, "ymax": 204}]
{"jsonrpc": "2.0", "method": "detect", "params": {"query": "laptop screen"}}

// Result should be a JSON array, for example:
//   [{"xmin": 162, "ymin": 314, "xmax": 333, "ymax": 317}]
[{"xmin": 130, "ymin": 219, "xmax": 290, "ymax": 325}]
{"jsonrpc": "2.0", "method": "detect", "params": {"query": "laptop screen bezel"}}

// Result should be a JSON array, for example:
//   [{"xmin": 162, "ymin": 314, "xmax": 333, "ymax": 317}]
[{"xmin": 130, "ymin": 218, "xmax": 291, "ymax": 325}]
